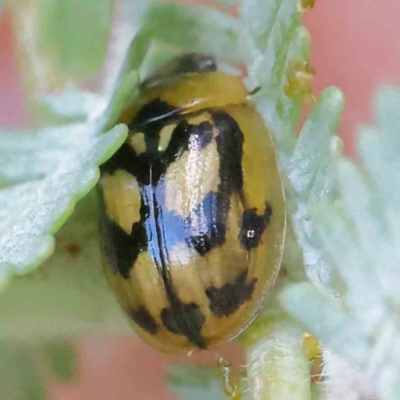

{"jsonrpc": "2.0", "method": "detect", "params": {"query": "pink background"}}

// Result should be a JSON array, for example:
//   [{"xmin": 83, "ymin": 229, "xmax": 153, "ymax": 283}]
[{"xmin": 0, "ymin": 1, "xmax": 399, "ymax": 398}]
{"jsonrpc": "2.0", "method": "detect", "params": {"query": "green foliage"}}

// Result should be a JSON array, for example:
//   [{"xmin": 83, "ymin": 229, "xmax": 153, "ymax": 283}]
[
  {"xmin": 39, "ymin": 341, "xmax": 76, "ymax": 382},
  {"xmin": 36, "ymin": 0, "xmax": 115, "ymax": 79},
  {"xmin": 2, "ymin": 0, "xmax": 322, "ymax": 398},
  {"xmin": 242, "ymin": 315, "xmax": 312, "ymax": 400},
  {"xmin": 0, "ymin": 340, "xmax": 76, "ymax": 400},
  {"xmin": 35, "ymin": 90, "xmax": 103, "ymax": 126},
  {"xmin": 278, "ymin": 87, "xmax": 400, "ymax": 400},
  {"xmin": 2, "ymin": 0, "xmax": 400, "ymax": 399},
  {"xmin": 116, "ymin": 2, "xmax": 240, "ymax": 86},
  {"xmin": 0, "ymin": 344, "xmax": 46, "ymax": 400},
  {"xmin": 0, "ymin": 43, "xmax": 143, "ymax": 281},
  {"xmin": 284, "ymin": 88, "xmax": 344, "ymax": 289},
  {"xmin": 0, "ymin": 190, "xmax": 129, "ymax": 341},
  {"xmin": 0, "ymin": 123, "xmax": 127, "ymax": 280},
  {"xmin": 167, "ymin": 364, "xmax": 249, "ymax": 400},
  {"xmin": 236, "ymin": 0, "xmax": 345, "ymax": 395},
  {"xmin": 240, "ymin": 0, "xmax": 311, "ymax": 158},
  {"xmin": 0, "ymin": 2, "xmax": 239, "ymax": 283},
  {"xmin": 141, "ymin": 3, "xmax": 240, "ymax": 63}
]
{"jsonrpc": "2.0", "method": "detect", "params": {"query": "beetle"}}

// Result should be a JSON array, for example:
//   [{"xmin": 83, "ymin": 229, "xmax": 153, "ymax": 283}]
[{"xmin": 98, "ymin": 53, "xmax": 286, "ymax": 354}]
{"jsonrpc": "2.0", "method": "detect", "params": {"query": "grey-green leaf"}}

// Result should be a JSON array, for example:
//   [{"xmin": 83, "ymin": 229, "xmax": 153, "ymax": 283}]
[
  {"xmin": 0, "ymin": 123, "xmax": 127, "ymax": 281},
  {"xmin": 36, "ymin": 0, "xmax": 115, "ymax": 79},
  {"xmin": 35, "ymin": 90, "xmax": 103, "ymax": 126},
  {"xmin": 0, "ymin": 343, "xmax": 47, "ymax": 400},
  {"xmin": 39, "ymin": 340, "xmax": 76, "ymax": 381},
  {"xmin": 167, "ymin": 364, "xmax": 249, "ymax": 400}
]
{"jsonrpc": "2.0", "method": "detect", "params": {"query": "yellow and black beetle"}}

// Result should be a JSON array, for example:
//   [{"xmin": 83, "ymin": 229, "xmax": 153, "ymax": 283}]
[{"xmin": 98, "ymin": 53, "xmax": 286, "ymax": 354}]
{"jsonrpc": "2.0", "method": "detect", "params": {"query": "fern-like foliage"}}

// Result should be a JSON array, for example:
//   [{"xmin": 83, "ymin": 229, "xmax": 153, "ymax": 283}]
[
  {"xmin": 0, "ymin": 124, "xmax": 125, "ymax": 275},
  {"xmin": 167, "ymin": 364, "xmax": 249, "ymax": 400},
  {"xmin": 1, "ymin": 1, "xmax": 399, "ymax": 400},
  {"xmin": 289, "ymin": 88, "xmax": 400, "ymax": 400},
  {"xmin": 0, "ymin": 341, "xmax": 75, "ymax": 400}
]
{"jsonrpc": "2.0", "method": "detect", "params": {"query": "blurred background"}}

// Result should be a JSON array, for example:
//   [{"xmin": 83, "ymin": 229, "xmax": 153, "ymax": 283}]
[{"xmin": 0, "ymin": 0, "xmax": 399, "ymax": 399}]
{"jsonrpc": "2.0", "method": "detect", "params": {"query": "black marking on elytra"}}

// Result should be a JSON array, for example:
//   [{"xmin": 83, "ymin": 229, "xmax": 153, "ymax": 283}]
[
  {"xmin": 126, "ymin": 117, "xmax": 215, "ymax": 185},
  {"xmin": 212, "ymin": 110, "xmax": 244, "ymax": 194},
  {"xmin": 100, "ymin": 143, "xmax": 140, "ymax": 177},
  {"xmin": 104, "ymin": 104, "xmax": 218, "ymax": 186},
  {"xmin": 188, "ymin": 191, "xmax": 227, "ymax": 256},
  {"xmin": 206, "ymin": 271, "xmax": 257, "ymax": 317},
  {"xmin": 161, "ymin": 302, "xmax": 206, "ymax": 348},
  {"xmin": 128, "ymin": 306, "xmax": 159, "ymax": 335},
  {"xmin": 129, "ymin": 98, "xmax": 179, "ymax": 128},
  {"xmin": 100, "ymin": 111, "xmax": 221, "ymax": 280},
  {"xmin": 190, "ymin": 235, "xmax": 212, "ymax": 256},
  {"xmin": 239, "ymin": 202, "xmax": 273, "ymax": 250},
  {"xmin": 97, "ymin": 180, "xmax": 149, "ymax": 278},
  {"xmin": 101, "ymin": 206, "xmax": 148, "ymax": 279},
  {"xmin": 99, "ymin": 171, "xmax": 206, "ymax": 347},
  {"xmin": 141, "ymin": 118, "xmax": 192, "ymax": 184},
  {"xmin": 188, "ymin": 111, "xmax": 245, "ymax": 257},
  {"xmin": 129, "ymin": 99, "xmax": 179, "ymax": 155},
  {"xmin": 101, "ymin": 120, "xmax": 191, "ymax": 186},
  {"xmin": 150, "ymin": 187, "xmax": 207, "ymax": 349},
  {"xmin": 98, "ymin": 186, "xmax": 124, "ymax": 277},
  {"xmin": 101, "ymin": 107, "xmax": 246, "ymax": 343},
  {"xmin": 188, "ymin": 121, "xmax": 213, "ymax": 150},
  {"xmin": 158, "ymin": 119, "xmax": 191, "ymax": 172}
]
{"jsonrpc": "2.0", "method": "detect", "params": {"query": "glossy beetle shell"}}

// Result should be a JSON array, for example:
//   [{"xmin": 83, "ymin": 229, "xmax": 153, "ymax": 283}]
[{"xmin": 98, "ymin": 54, "xmax": 285, "ymax": 354}]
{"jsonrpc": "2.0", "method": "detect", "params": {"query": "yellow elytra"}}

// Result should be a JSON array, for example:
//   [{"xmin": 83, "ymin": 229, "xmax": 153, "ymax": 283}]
[{"xmin": 98, "ymin": 53, "xmax": 286, "ymax": 354}]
